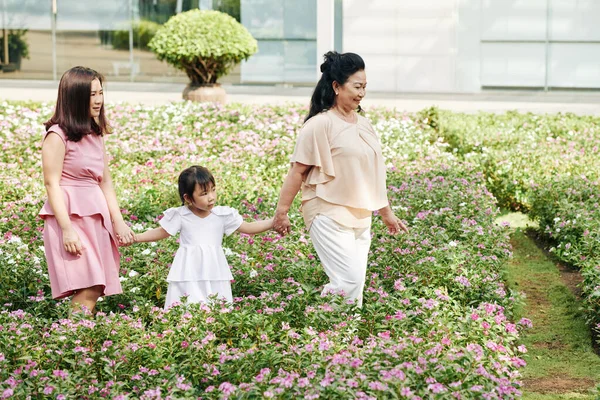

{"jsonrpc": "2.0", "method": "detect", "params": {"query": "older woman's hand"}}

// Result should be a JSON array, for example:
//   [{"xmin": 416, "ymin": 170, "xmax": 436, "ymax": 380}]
[
  {"xmin": 273, "ymin": 210, "xmax": 292, "ymax": 236},
  {"xmin": 379, "ymin": 206, "xmax": 409, "ymax": 235}
]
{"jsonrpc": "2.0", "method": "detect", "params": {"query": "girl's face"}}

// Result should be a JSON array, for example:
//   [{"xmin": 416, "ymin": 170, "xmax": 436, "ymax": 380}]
[
  {"xmin": 333, "ymin": 69, "xmax": 367, "ymax": 110},
  {"xmin": 185, "ymin": 182, "xmax": 217, "ymax": 217},
  {"xmin": 90, "ymin": 78, "xmax": 104, "ymax": 120}
]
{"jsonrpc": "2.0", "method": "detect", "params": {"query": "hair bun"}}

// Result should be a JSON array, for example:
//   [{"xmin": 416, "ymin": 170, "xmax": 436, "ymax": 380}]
[{"xmin": 320, "ymin": 51, "xmax": 341, "ymax": 73}]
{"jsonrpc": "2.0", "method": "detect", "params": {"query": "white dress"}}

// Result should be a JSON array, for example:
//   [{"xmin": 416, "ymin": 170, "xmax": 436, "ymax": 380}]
[{"xmin": 158, "ymin": 205, "xmax": 243, "ymax": 309}]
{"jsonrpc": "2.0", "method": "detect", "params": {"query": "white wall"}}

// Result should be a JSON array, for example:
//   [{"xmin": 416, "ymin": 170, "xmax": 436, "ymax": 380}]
[
  {"xmin": 341, "ymin": 0, "xmax": 600, "ymax": 93},
  {"xmin": 342, "ymin": 0, "xmax": 461, "ymax": 93}
]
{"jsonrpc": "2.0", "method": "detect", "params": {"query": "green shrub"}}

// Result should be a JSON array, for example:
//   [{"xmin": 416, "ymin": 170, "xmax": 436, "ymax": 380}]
[
  {"xmin": 111, "ymin": 20, "xmax": 162, "ymax": 51},
  {"xmin": 149, "ymin": 9, "xmax": 257, "ymax": 84},
  {"xmin": 0, "ymin": 29, "xmax": 29, "ymax": 65}
]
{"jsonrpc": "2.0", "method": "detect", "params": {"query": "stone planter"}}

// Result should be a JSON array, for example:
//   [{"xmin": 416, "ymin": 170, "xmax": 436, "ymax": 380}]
[{"xmin": 182, "ymin": 84, "xmax": 226, "ymax": 103}]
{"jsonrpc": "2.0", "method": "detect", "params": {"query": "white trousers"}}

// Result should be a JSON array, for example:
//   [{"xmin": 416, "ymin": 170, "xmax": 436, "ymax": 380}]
[{"xmin": 309, "ymin": 215, "xmax": 371, "ymax": 307}]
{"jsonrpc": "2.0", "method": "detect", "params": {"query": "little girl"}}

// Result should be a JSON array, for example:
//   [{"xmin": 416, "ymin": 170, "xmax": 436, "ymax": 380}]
[{"xmin": 134, "ymin": 165, "xmax": 273, "ymax": 309}]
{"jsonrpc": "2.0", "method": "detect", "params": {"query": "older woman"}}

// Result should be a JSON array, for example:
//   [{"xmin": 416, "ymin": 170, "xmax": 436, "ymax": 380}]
[{"xmin": 273, "ymin": 51, "xmax": 408, "ymax": 307}]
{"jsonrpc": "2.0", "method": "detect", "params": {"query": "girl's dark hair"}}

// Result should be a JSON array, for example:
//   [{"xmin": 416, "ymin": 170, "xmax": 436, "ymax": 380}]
[
  {"xmin": 178, "ymin": 165, "xmax": 216, "ymax": 205},
  {"xmin": 44, "ymin": 66, "xmax": 111, "ymax": 142},
  {"xmin": 305, "ymin": 51, "xmax": 365, "ymax": 123}
]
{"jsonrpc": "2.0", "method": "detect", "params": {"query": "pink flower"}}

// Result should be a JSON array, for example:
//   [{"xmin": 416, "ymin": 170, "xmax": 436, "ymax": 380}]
[
  {"xmin": 368, "ymin": 381, "xmax": 388, "ymax": 391},
  {"xmin": 505, "ymin": 323, "xmax": 517, "ymax": 334},
  {"xmin": 53, "ymin": 369, "xmax": 68, "ymax": 378},
  {"xmin": 428, "ymin": 383, "xmax": 446, "ymax": 393},
  {"xmin": 517, "ymin": 345, "xmax": 528, "ymax": 353},
  {"xmin": 518, "ymin": 318, "xmax": 533, "ymax": 328},
  {"xmin": 377, "ymin": 331, "xmax": 391, "ymax": 340},
  {"xmin": 219, "ymin": 382, "xmax": 236, "ymax": 395}
]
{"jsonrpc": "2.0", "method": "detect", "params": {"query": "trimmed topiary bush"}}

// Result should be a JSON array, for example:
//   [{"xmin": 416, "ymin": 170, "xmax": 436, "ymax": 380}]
[{"xmin": 149, "ymin": 9, "xmax": 257, "ymax": 85}]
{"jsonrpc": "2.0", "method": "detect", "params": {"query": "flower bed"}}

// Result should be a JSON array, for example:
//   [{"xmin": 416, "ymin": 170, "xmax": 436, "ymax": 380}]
[
  {"xmin": 424, "ymin": 108, "xmax": 600, "ymax": 343},
  {"xmin": 0, "ymin": 101, "xmax": 525, "ymax": 398}
]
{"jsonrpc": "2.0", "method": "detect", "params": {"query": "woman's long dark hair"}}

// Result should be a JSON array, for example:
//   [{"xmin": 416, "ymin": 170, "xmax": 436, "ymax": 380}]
[
  {"xmin": 305, "ymin": 51, "xmax": 365, "ymax": 123},
  {"xmin": 44, "ymin": 66, "xmax": 111, "ymax": 142}
]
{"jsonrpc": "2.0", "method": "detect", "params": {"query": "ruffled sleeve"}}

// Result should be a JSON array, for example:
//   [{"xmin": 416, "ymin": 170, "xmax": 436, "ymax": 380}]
[
  {"xmin": 212, "ymin": 206, "xmax": 243, "ymax": 236},
  {"xmin": 159, "ymin": 207, "xmax": 182, "ymax": 236},
  {"xmin": 290, "ymin": 113, "xmax": 335, "ymax": 185}
]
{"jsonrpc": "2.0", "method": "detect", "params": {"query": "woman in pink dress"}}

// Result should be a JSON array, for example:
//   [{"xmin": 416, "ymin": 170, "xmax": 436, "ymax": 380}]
[{"xmin": 40, "ymin": 66, "xmax": 134, "ymax": 312}]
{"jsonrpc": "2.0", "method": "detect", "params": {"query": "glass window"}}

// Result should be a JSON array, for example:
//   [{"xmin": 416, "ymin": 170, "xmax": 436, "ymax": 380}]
[{"xmin": 241, "ymin": 0, "xmax": 316, "ymax": 84}]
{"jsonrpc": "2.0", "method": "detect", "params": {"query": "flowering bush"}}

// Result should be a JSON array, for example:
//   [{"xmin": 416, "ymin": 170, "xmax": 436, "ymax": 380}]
[
  {"xmin": 424, "ymin": 109, "xmax": 600, "ymax": 342},
  {"xmin": 0, "ymin": 101, "xmax": 526, "ymax": 398}
]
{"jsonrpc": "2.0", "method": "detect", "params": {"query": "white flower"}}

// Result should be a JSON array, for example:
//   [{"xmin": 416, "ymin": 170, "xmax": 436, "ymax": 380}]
[
  {"xmin": 130, "ymin": 287, "xmax": 140, "ymax": 293},
  {"xmin": 128, "ymin": 270, "xmax": 139, "ymax": 278},
  {"xmin": 119, "ymin": 276, "xmax": 128, "ymax": 282},
  {"xmin": 249, "ymin": 269, "xmax": 258, "ymax": 278},
  {"xmin": 141, "ymin": 248, "xmax": 151, "ymax": 256},
  {"xmin": 223, "ymin": 247, "xmax": 234, "ymax": 256},
  {"xmin": 7, "ymin": 236, "xmax": 22, "ymax": 244},
  {"xmin": 448, "ymin": 241, "xmax": 458, "ymax": 247}
]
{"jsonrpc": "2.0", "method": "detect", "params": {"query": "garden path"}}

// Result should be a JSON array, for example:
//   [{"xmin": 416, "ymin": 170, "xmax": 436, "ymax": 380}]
[{"xmin": 500, "ymin": 213, "xmax": 600, "ymax": 399}]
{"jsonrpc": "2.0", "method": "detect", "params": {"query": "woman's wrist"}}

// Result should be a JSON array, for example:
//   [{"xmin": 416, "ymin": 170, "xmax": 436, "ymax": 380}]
[
  {"xmin": 275, "ymin": 206, "xmax": 289, "ymax": 216},
  {"xmin": 378, "ymin": 205, "xmax": 392, "ymax": 217},
  {"xmin": 112, "ymin": 216, "xmax": 126, "ymax": 226}
]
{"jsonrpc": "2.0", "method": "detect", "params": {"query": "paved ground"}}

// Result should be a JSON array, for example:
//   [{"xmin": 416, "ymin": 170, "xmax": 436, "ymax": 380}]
[{"xmin": 1, "ymin": 79, "xmax": 600, "ymax": 115}]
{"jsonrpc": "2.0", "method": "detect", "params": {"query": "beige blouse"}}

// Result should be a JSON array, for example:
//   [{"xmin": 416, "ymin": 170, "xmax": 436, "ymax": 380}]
[{"xmin": 290, "ymin": 110, "xmax": 389, "ymax": 229}]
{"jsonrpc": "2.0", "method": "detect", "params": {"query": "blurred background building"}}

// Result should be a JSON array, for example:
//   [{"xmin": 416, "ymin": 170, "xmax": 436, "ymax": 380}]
[{"xmin": 1, "ymin": 0, "xmax": 599, "ymax": 93}]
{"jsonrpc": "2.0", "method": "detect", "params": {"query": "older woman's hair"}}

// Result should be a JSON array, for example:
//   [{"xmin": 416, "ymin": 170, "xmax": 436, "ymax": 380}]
[
  {"xmin": 44, "ymin": 66, "xmax": 111, "ymax": 142},
  {"xmin": 305, "ymin": 51, "xmax": 365, "ymax": 123}
]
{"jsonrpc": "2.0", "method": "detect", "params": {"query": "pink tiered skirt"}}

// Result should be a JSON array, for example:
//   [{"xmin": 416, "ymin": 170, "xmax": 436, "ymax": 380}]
[{"xmin": 40, "ymin": 185, "xmax": 121, "ymax": 299}]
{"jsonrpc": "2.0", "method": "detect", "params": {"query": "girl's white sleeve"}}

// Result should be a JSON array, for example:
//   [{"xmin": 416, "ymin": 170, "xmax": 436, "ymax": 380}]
[
  {"xmin": 213, "ymin": 206, "xmax": 243, "ymax": 236},
  {"xmin": 159, "ymin": 208, "xmax": 182, "ymax": 236}
]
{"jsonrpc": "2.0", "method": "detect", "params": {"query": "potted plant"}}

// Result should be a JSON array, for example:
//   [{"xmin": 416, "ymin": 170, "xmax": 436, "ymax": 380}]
[
  {"xmin": 149, "ymin": 9, "xmax": 257, "ymax": 103},
  {"xmin": 1, "ymin": 29, "xmax": 29, "ymax": 71}
]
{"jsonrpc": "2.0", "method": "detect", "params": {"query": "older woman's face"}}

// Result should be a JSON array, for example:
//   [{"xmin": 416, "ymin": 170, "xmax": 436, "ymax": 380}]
[{"xmin": 335, "ymin": 70, "xmax": 367, "ymax": 109}]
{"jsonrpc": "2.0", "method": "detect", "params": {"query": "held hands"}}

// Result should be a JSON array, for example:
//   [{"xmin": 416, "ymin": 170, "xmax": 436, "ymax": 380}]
[
  {"xmin": 63, "ymin": 227, "xmax": 84, "ymax": 256},
  {"xmin": 113, "ymin": 220, "xmax": 135, "ymax": 246},
  {"xmin": 273, "ymin": 210, "xmax": 292, "ymax": 236}
]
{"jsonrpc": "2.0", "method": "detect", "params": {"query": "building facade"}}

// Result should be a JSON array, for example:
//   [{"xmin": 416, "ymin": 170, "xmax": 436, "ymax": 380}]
[{"xmin": 1, "ymin": 0, "xmax": 599, "ymax": 92}]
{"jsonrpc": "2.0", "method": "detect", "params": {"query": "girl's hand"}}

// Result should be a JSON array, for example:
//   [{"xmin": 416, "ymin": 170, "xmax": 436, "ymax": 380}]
[
  {"xmin": 273, "ymin": 210, "xmax": 291, "ymax": 236},
  {"xmin": 114, "ymin": 220, "xmax": 135, "ymax": 246},
  {"xmin": 63, "ymin": 227, "xmax": 84, "ymax": 255},
  {"xmin": 381, "ymin": 211, "xmax": 409, "ymax": 235}
]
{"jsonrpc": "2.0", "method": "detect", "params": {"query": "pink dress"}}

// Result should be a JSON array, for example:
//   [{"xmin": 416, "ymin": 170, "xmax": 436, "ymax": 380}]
[{"xmin": 39, "ymin": 125, "xmax": 121, "ymax": 299}]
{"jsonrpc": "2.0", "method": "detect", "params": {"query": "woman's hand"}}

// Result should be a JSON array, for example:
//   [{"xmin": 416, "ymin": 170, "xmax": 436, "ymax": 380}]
[
  {"xmin": 273, "ymin": 210, "xmax": 292, "ymax": 236},
  {"xmin": 113, "ymin": 220, "xmax": 135, "ymax": 246},
  {"xmin": 63, "ymin": 227, "xmax": 84, "ymax": 255},
  {"xmin": 379, "ymin": 206, "xmax": 409, "ymax": 235}
]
